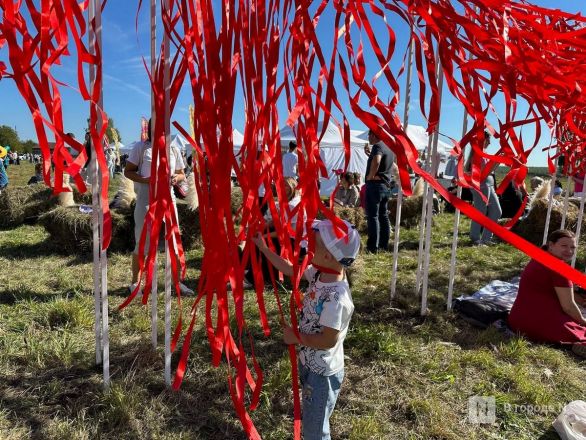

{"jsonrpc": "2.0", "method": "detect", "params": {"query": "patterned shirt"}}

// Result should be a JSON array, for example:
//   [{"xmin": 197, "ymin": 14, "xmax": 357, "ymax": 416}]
[{"xmin": 298, "ymin": 265, "xmax": 354, "ymax": 376}]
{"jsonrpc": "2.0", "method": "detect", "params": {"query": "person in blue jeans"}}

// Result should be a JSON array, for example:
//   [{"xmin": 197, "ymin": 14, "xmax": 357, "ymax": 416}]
[
  {"xmin": 364, "ymin": 129, "xmax": 395, "ymax": 253},
  {"xmin": 466, "ymin": 131, "xmax": 502, "ymax": 245},
  {"xmin": 253, "ymin": 219, "xmax": 360, "ymax": 439}
]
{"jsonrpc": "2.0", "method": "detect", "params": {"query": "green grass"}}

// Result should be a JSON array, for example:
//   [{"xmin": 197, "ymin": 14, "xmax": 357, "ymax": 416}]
[{"xmin": 1, "ymin": 163, "xmax": 584, "ymax": 439}]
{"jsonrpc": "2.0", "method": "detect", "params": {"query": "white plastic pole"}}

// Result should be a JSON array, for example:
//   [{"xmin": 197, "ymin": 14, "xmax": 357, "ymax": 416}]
[
  {"xmin": 415, "ymin": 135, "xmax": 433, "ymax": 295},
  {"xmin": 90, "ymin": 0, "xmax": 109, "ymax": 388},
  {"xmin": 542, "ymin": 171, "xmax": 557, "ymax": 246},
  {"xmin": 150, "ymin": 0, "xmax": 158, "ymax": 350},
  {"xmin": 421, "ymin": 63, "xmax": 444, "ymax": 316},
  {"xmin": 446, "ymin": 112, "xmax": 469, "ymax": 311},
  {"xmin": 560, "ymin": 176, "xmax": 571, "ymax": 230},
  {"xmin": 415, "ymin": 51, "xmax": 441, "ymax": 296},
  {"xmin": 89, "ymin": 0, "xmax": 102, "ymax": 368},
  {"xmin": 573, "ymin": 188, "xmax": 586, "ymax": 268},
  {"xmin": 390, "ymin": 37, "xmax": 414, "ymax": 301},
  {"xmin": 163, "ymin": 0, "xmax": 172, "ymax": 386}
]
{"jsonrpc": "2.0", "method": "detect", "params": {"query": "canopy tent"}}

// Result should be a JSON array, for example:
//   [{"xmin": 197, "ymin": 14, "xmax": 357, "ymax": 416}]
[
  {"xmin": 355, "ymin": 124, "xmax": 454, "ymax": 176},
  {"xmin": 279, "ymin": 120, "xmax": 368, "ymax": 196}
]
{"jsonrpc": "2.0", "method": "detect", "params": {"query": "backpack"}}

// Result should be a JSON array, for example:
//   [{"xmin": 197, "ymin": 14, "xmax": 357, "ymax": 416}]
[{"xmin": 452, "ymin": 299, "xmax": 509, "ymax": 329}]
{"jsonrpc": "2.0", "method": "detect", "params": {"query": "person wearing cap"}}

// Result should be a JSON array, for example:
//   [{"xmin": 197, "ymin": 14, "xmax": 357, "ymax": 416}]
[
  {"xmin": 365, "ymin": 129, "xmax": 395, "ymax": 253},
  {"xmin": 282, "ymin": 140, "xmax": 299, "ymax": 178},
  {"xmin": 253, "ymin": 219, "xmax": 359, "ymax": 440}
]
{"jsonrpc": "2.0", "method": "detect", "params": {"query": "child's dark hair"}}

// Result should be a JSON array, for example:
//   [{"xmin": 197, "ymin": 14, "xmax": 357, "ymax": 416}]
[
  {"xmin": 342, "ymin": 172, "xmax": 354, "ymax": 185},
  {"xmin": 542, "ymin": 229, "xmax": 575, "ymax": 250}
]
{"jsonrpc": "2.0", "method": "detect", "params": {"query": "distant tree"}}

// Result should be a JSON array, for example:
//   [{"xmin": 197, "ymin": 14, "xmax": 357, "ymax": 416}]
[
  {"xmin": 21, "ymin": 139, "xmax": 37, "ymax": 154},
  {"xmin": 0, "ymin": 125, "xmax": 22, "ymax": 151},
  {"xmin": 85, "ymin": 117, "xmax": 122, "ymax": 144}
]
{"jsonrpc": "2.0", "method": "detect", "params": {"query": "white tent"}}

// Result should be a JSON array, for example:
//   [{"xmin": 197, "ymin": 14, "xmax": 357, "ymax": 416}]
[
  {"xmin": 355, "ymin": 124, "xmax": 455, "ymax": 176},
  {"xmin": 279, "ymin": 120, "xmax": 368, "ymax": 196}
]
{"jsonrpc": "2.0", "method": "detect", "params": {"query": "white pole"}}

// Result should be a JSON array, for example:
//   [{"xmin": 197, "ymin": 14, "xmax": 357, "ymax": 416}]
[
  {"xmin": 560, "ymin": 176, "xmax": 571, "ymax": 230},
  {"xmin": 446, "ymin": 112, "xmax": 469, "ymax": 311},
  {"xmin": 390, "ymin": 37, "xmax": 414, "ymax": 301},
  {"xmin": 420, "ymin": 63, "xmax": 444, "ymax": 316},
  {"xmin": 150, "ymin": 0, "xmax": 158, "ymax": 350},
  {"xmin": 415, "ymin": 138, "xmax": 432, "ymax": 295},
  {"xmin": 163, "ymin": 0, "xmax": 172, "ymax": 387},
  {"xmin": 542, "ymin": 172, "xmax": 557, "ymax": 246},
  {"xmin": 90, "ymin": 0, "xmax": 110, "ymax": 388},
  {"xmin": 573, "ymin": 188, "xmax": 586, "ymax": 268},
  {"xmin": 415, "ymin": 51, "xmax": 441, "ymax": 296},
  {"xmin": 89, "ymin": 0, "xmax": 102, "ymax": 368}
]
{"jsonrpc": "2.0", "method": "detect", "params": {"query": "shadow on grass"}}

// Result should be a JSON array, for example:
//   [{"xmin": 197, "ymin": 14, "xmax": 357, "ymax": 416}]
[
  {"xmin": 0, "ymin": 325, "xmax": 286, "ymax": 439},
  {"xmin": 0, "ymin": 288, "xmax": 73, "ymax": 305},
  {"xmin": 537, "ymin": 427, "xmax": 562, "ymax": 440}
]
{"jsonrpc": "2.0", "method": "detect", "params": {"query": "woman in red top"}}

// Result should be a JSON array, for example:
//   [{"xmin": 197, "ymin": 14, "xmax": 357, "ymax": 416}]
[{"xmin": 508, "ymin": 229, "xmax": 586, "ymax": 357}]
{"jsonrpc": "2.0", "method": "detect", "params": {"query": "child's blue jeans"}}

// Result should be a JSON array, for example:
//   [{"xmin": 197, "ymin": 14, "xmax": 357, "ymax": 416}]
[{"xmin": 299, "ymin": 362, "xmax": 345, "ymax": 440}]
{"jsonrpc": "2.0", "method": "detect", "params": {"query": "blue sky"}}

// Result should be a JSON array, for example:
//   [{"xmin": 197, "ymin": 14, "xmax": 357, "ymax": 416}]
[{"xmin": 0, "ymin": 0, "xmax": 584, "ymax": 166}]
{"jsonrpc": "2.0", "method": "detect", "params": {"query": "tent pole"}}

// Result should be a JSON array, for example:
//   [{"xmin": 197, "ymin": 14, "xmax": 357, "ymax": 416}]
[{"xmin": 390, "ymin": 36, "xmax": 414, "ymax": 302}]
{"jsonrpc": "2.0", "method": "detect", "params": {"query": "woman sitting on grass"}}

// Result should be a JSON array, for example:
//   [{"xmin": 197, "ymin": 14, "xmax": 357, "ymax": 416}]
[{"xmin": 508, "ymin": 229, "xmax": 586, "ymax": 357}]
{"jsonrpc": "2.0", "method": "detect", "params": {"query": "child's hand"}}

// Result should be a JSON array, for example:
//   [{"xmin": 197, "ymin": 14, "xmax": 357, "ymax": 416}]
[
  {"xmin": 283, "ymin": 325, "xmax": 301, "ymax": 345},
  {"xmin": 252, "ymin": 232, "xmax": 267, "ymax": 251}
]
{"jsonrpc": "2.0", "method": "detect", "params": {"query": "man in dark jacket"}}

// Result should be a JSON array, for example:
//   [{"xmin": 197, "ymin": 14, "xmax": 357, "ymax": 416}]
[{"xmin": 364, "ymin": 129, "xmax": 395, "ymax": 253}]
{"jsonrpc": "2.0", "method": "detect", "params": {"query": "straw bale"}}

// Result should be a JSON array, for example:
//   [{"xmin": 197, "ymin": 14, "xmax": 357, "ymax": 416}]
[
  {"xmin": 513, "ymin": 198, "xmax": 579, "ymax": 245},
  {"xmin": 0, "ymin": 185, "xmax": 58, "ymax": 227},
  {"xmin": 185, "ymin": 173, "xmax": 198, "ymax": 210},
  {"xmin": 176, "ymin": 201, "xmax": 200, "ymax": 250},
  {"xmin": 231, "ymin": 186, "xmax": 243, "ymax": 215},
  {"xmin": 109, "ymin": 175, "xmax": 136, "ymax": 209},
  {"xmin": 38, "ymin": 206, "xmax": 134, "ymax": 254},
  {"xmin": 332, "ymin": 206, "xmax": 367, "ymax": 234},
  {"xmin": 388, "ymin": 196, "xmax": 424, "ymax": 228}
]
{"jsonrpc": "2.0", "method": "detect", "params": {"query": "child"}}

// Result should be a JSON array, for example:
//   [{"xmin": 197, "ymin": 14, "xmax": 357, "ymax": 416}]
[{"xmin": 253, "ymin": 219, "xmax": 359, "ymax": 440}]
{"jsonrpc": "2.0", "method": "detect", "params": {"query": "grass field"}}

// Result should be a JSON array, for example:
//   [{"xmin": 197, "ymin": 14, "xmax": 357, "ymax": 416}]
[{"xmin": 1, "ymin": 162, "xmax": 585, "ymax": 439}]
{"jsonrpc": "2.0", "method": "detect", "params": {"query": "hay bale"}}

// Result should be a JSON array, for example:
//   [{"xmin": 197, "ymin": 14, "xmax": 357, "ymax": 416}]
[
  {"xmin": 39, "ymin": 206, "xmax": 134, "ymax": 254},
  {"xmin": 185, "ymin": 173, "xmax": 198, "ymax": 210},
  {"xmin": 0, "ymin": 185, "xmax": 58, "ymax": 227},
  {"xmin": 73, "ymin": 188, "xmax": 93, "ymax": 205},
  {"xmin": 333, "ymin": 206, "xmax": 367, "ymax": 234},
  {"xmin": 513, "ymin": 198, "xmax": 579, "ymax": 245},
  {"xmin": 388, "ymin": 196, "xmax": 424, "ymax": 228},
  {"xmin": 231, "ymin": 186, "xmax": 243, "ymax": 215},
  {"xmin": 176, "ymin": 202, "xmax": 200, "ymax": 250}
]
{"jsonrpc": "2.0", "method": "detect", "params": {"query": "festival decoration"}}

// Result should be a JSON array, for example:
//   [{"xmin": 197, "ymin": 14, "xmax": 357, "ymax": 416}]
[{"xmin": 2, "ymin": 0, "xmax": 586, "ymax": 438}]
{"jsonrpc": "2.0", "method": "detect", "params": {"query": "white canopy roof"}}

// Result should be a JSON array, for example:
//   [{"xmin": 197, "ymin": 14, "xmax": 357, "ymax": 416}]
[
  {"xmin": 278, "ymin": 120, "xmax": 369, "ymax": 196},
  {"xmin": 279, "ymin": 120, "xmax": 367, "ymax": 149}
]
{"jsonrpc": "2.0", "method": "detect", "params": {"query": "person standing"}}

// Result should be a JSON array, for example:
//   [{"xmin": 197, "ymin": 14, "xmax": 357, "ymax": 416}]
[
  {"xmin": 253, "ymin": 220, "xmax": 359, "ymax": 439},
  {"xmin": 364, "ymin": 129, "xmax": 395, "ymax": 253},
  {"xmin": 282, "ymin": 140, "xmax": 299, "ymax": 178},
  {"xmin": 124, "ymin": 120, "xmax": 193, "ymax": 296},
  {"xmin": 467, "ymin": 131, "xmax": 502, "ymax": 245}
]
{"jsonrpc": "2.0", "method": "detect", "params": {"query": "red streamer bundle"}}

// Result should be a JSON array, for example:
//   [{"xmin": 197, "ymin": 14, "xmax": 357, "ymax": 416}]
[
  {"xmin": 4, "ymin": 1, "xmax": 586, "ymax": 439},
  {"xmin": 0, "ymin": 0, "xmax": 112, "ymax": 249}
]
